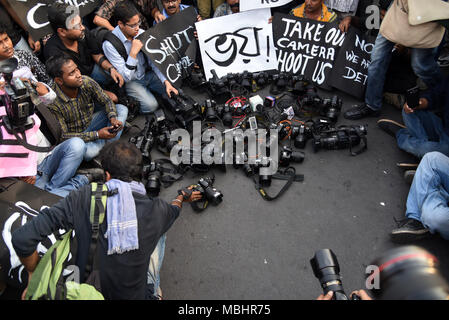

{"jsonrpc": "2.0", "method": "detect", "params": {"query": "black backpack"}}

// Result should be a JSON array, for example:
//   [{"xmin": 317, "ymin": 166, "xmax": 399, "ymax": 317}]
[{"xmin": 90, "ymin": 27, "xmax": 129, "ymax": 62}]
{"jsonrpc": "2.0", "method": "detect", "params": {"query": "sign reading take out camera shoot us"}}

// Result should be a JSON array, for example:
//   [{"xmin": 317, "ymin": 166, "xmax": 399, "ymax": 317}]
[{"xmin": 6, "ymin": 0, "xmax": 102, "ymax": 41}]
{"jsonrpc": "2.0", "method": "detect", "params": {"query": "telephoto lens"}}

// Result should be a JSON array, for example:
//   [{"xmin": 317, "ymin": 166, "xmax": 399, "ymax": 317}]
[
  {"xmin": 146, "ymin": 170, "xmax": 162, "ymax": 197},
  {"xmin": 369, "ymin": 246, "xmax": 449, "ymax": 300},
  {"xmin": 310, "ymin": 249, "xmax": 349, "ymax": 300}
]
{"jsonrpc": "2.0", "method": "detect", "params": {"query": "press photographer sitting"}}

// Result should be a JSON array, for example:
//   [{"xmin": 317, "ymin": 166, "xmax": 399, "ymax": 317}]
[
  {"xmin": 102, "ymin": 2, "xmax": 179, "ymax": 115},
  {"xmin": 11, "ymin": 140, "xmax": 202, "ymax": 300},
  {"xmin": 46, "ymin": 54, "xmax": 128, "ymax": 162},
  {"xmin": 0, "ymin": 54, "xmax": 105, "ymax": 197}
]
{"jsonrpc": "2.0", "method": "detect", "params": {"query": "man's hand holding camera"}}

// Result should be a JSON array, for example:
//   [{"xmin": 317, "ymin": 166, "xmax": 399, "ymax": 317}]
[
  {"xmin": 404, "ymin": 98, "xmax": 428, "ymax": 114},
  {"xmin": 316, "ymin": 289, "xmax": 372, "ymax": 300},
  {"xmin": 171, "ymin": 186, "xmax": 202, "ymax": 208}
]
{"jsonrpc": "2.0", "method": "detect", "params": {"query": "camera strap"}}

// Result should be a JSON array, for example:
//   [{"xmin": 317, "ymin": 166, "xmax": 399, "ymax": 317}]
[
  {"xmin": 0, "ymin": 122, "xmax": 53, "ymax": 157},
  {"xmin": 346, "ymin": 126, "xmax": 368, "ymax": 156},
  {"xmin": 153, "ymin": 159, "xmax": 184, "ymax": 187},
  {"xmin": 253, "ymin": 167, "xmax": 302, "ymax": 201}
]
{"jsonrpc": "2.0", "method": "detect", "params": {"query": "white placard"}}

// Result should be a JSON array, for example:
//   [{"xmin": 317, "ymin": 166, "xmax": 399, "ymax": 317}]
[
  {"xmin": 195, "ymin": 8, "xmax": 278, "ymax": 81},
  {"xmin": 240, "ymin": 0, "xmax": 293, "ymax": 12}
]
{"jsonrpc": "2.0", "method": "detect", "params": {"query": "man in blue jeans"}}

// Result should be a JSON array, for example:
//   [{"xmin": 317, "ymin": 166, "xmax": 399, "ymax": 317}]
[
  {"xmin": 46, "ymin": 55, "xmax": 128, "ymax": 162},
  {"xmin": 103, "ymin": 2, "xmax": 178, "ymax": 115},
  {"xmin": 377, "ymin": 75, "xmax": 449, "ymax": 159},
  {"xmin": 391, "ymin": 152, "xmax": 449, "ymax": 242},
  {"xmin": 344, "ymin": 9, "xmax": 443, "ymax": 120}
]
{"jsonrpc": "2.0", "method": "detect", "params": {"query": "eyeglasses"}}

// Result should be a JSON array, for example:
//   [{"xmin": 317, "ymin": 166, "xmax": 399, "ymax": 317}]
[
  {"xmin": 69, "ymin": 22, "xmax": 84, "ymax": 31},
  {"xmin": 125, "ymin": 20, "xmax": 142, "ymax": 29},
  {"xmin": 162, "ymin": 0, "xmax": 177, "ymax": 3}
]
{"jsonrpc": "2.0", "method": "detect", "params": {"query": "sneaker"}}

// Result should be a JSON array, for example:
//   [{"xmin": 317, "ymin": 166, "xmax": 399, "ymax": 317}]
[
  {"xmin": 343, "ymin": 103, "xmax": 380, "ymax": 120},
  {"xmin": 404, "ymin": 170, "xmax": 416, "ymax": 184},
  {"xmin": 383, "ymin": 92, "xmax": 405, "ymax": 109},
  {"xmin": 76, "ymin": 168, "xmax": 105, "ymax": 183},
  {"xmin": 377, "ymin": 119, "xmax": 406, "ymax": 137},
  {"xmin": 391, "ymin": 218, "xmax": 430, "ymax": 243}
]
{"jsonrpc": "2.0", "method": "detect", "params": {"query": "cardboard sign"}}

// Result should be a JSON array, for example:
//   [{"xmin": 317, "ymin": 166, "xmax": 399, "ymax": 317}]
[
  {"xmin": 329, "ymin": 27, "xmax": 375, "ymax": 99},
  {"xmin": 272, "ymin": 13, "xmax": 346, "ymax": 90},
  {"xmin": 240, "ymin": 0, "xmax": 293, "ymax": 12},
  {"xmin": 196, "ymin": 8, "xmax": 278, "ymax": 81},
  {"xmin": 139, "ymin": 6, "xmax": 198, "ymax": 87},
  {"xmin": 6, "ymin": 0, "xmax": 102, "ymax": 41}
]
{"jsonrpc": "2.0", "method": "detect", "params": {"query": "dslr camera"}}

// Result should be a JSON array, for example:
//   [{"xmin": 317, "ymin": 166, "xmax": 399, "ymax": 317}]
[
  {"xmin": 142, "ymin": 161, "xmax": 163, "ymax": 197},
  {"xmin": 320, "ymin": 95, "xmax": 342, "ymax": 123}
]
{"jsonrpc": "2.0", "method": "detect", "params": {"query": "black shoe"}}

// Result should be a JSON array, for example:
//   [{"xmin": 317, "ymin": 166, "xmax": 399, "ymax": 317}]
[
  {"xmin": 404, "ymin": 170, "xmax": 416, "ymax": 185},
  {"xmin": 391, "ymin": 218, "xmax": 430, "ymax": 243},
  {"xmin": 377, "ymin": 119, "xmax": 406, "ymax": 138},
  {"xmin": 77, "ymin": 168, "xmax": 105, "ymax": 183},
  {"xmin": 343, "ymin": 103, "xmax": 380, "ymax": 120}
]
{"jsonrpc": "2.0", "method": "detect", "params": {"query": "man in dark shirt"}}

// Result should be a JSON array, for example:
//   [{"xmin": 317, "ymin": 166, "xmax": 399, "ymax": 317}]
[
  {"xmin": 46, "ymin": 55, "xmax": 128, "ymax": 162},
  {"xmin": 44, "ymin": 3, "xmax": 124, "ymax": 102},
  {"xmin": 11, "ymin": 140, "xmax": 202, "ymax": 299}
]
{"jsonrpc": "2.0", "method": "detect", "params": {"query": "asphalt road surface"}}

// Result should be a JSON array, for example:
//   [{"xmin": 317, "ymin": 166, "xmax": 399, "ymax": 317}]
[{"xmin": 123, "ymin": 83, "xmax": 449, "ymax": 300}]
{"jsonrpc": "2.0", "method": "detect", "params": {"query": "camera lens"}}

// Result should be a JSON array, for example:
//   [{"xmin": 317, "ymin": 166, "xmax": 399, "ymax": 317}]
[
  {"xmin": 310, "ymin": 249, "xmax": 348, "ymax": 300},
  {"xmin": 369, "ymin": 246, "xmax": 449, "ymax": 300}
]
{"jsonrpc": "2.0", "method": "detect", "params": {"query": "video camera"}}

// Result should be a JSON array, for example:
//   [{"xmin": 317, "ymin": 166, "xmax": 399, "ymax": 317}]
[
  {"xmin": 312, "ymin": 124, "xmax": 368, "ymax": 155},
  {"xmin": 0, "ymin": 58, "xmax": 35, "ymax": 133},
  {"xmin": 161, "ymin": 89, "xmax": 201, "ymax": 129}
]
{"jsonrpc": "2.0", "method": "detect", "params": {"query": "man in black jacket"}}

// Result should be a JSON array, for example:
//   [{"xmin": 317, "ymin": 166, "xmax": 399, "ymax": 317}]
[{"xmin": 11, "ymin": 141, "xmax": 201, "ymax": 300}]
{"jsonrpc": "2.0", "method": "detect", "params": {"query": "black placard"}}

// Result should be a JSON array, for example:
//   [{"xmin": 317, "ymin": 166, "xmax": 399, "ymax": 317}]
[
  {"xmin": 329, "ymin": 27, "xmax": 375, "ymax": 99},
  {"xmin": 138, "ymin": 6, "xmax": 198, "ymax": 87},
  {"xmin": 0, "ymin": 179, "xmax": 63, "ymax": 291},
  {"xmin": 6, "ymin": 0, "xmax": 102, "ymax": 41},
  {"xmin": 272, "ymin": 13, "xmax": 346, "ymax": 90}
]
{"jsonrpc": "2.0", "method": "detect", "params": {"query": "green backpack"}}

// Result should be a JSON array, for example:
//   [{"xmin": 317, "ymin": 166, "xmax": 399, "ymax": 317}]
[{"xmin": 25, "ymin": 183, "xmax": 110, "ymax": 300}]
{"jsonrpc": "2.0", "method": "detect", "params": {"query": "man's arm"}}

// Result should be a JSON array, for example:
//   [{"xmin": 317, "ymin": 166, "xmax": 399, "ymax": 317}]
[
  {"xmin": 93, "ymin": 0, "xmax": 119, "ymax": 30},
  {"xmin": 92, "ymin": 53, "xmax": 124, "ymax": 87},
  {"xmin": 93, "ymin": 15, "xmax": 115, "ymax": 31},
  {"xmin": 86, "ymin": 76, "xmax": 117, "ymax": 120}
]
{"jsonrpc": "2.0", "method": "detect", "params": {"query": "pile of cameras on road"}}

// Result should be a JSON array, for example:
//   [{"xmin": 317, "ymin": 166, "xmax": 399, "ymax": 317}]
[{"xmin": 128, "ymin": 69, "xmax": 368, "ymax": 210}]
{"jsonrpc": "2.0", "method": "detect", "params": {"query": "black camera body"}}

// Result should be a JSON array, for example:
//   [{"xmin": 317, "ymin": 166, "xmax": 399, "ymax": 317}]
[
  {"xmin": 301, "ymin": 84, "xmax": 322, "ymax": 109},
  {"xmin": 320, "ymin": 95, "xmax": 342, "ymax": 123},
  {"xmin": 270, "ymin": 72, "xmax": 291, "ymax": 94},
  {"xmin": 312, "ymin": 125, "xmax": 367, "ymax": 153},
  {"xmin": 253, "ymin": 71, "xmax": 270, "ymax": 89},
  {"xmin": 279, "ymin": 146, "xmax": 305, "ymax": 167},
  {"xmin": 192, "ymin": 176, "xmax": 223, "ymax": 206},
  {"xmin": 291, "ymin": 123, "xmax": 313, "ymax": 149},
  {"xmin": 290, "ymin": 75, "xmax": 309, "ymax": 96},
  {"xmin": 0, "ymin": 58, "xmax": 35, "ymax": 132}
]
